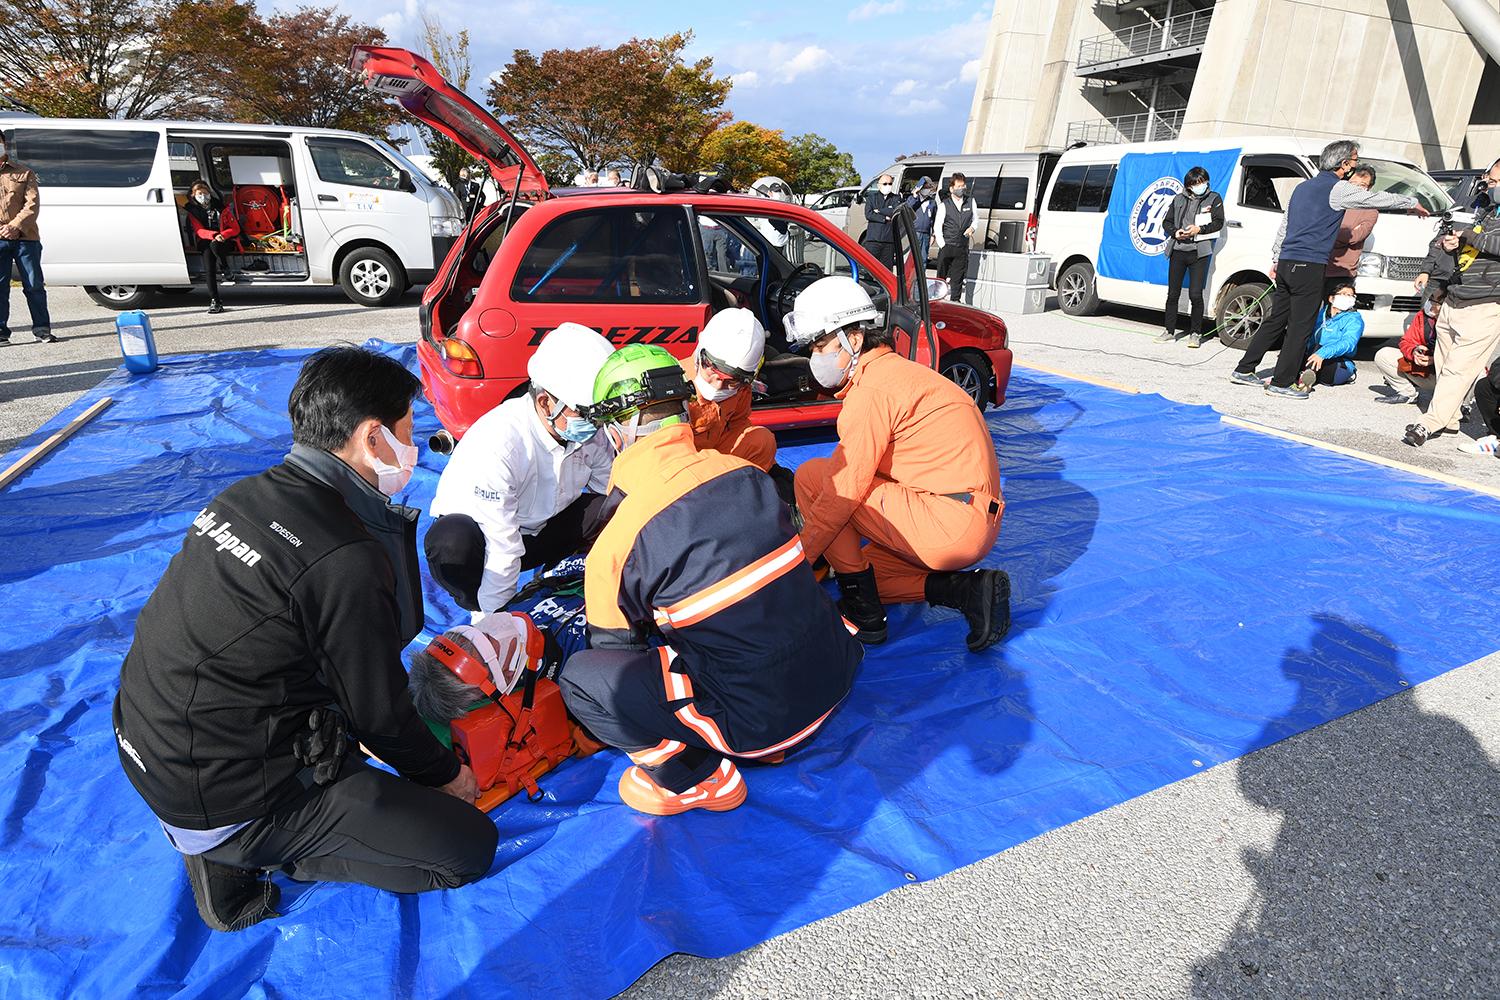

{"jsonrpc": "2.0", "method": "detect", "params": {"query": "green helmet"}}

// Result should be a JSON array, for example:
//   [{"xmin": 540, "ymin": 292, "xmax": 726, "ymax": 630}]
[{"xmin": 587, "ymin": 343, "xmax": 693, "ymax": 424}]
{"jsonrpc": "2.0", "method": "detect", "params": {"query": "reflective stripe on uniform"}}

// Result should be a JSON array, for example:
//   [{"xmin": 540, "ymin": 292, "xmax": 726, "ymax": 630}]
[{"xmin": 652, "ymin": 536, "xmax": 805, "ymax": 629}]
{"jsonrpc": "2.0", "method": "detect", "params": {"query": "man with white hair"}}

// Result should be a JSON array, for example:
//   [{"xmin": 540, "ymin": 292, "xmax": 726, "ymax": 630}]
[{"xmin": 425, "ymin": 324, "xmax": 617, "ymax": 618}]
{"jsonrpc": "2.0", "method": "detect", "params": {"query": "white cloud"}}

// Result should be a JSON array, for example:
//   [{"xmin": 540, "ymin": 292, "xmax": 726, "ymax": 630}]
[
  {"xmin": 894, "ymin": 97, "xmax": 944, "ymax": 117},
  {"xmin": 892, "ymin": 78, "xmax": 918, "ymax": 96},
  {"xmin": 777, "ymin": 44, "xmax": 833, "ymax": 82},
  {"xmin": 731, "ymin": 70, "xmax": 761, "ymax": 89},
  {"xmin": 849, "ymin": 0, "xmax": 905, "ymax": 21},
  {"xmin": 960, "ymin": 58, "xmax": 980, "ymax": 83}
]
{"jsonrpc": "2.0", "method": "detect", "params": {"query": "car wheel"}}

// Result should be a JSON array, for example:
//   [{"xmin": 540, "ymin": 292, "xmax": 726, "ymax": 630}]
[
  {"xmin": 1056, "ymin": 261, "xmax": 1100, "ymax": 316},
  {"xmin": 1214, "ymin": 282, "xmax": 1270, "ymax": 350},
  {"xmin": 338, "ymin": 247, "xmax": 408, "ymax": 307},
  {"xmin": 940, "ymin": 349, "xmax": 993, "ymax": 408},
  {"xmin": 85, "ymin": 284, "xmax": 155, "ymax": 310}
]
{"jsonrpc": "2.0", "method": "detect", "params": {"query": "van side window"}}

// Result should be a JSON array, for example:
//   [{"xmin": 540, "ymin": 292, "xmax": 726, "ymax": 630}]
[
  {"xmin": 1240, "ymin": 163, "xmax": 1303, "ymax": 212},
  {"xmin": 1047, "ymin": 166, "xmax": 1086, "ymax": 211},
  {"xmin": 993, "ymin": 177, "xmax": 1029, "ymax": 210},
  {"xmin": 967, "ymin": 176, "xmax": 997, "ymax": 208},
  {"xmin": 1077, "ymin": 165, "xmax": 1117, "ymax": 211},
  {"xmin": 4, "ymin": 128, "xmax": 158, "ymax": 187},
  {"xmin": 513, "ymin": 207, "xmax": 700, "ymax": 305},
  {"xmin": 308, "ymin": 139, "xmax": 403, "ymax": 190}
]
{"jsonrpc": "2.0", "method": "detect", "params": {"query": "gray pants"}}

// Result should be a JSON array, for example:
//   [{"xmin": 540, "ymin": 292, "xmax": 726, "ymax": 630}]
[{"xmin": 1373, "ymin": 346, "xmax": 1433, "ymax": 398}]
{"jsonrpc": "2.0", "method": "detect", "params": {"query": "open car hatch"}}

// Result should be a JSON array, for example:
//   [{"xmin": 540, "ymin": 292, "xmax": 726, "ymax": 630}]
[{"xmin": 350, "ymin": 45, "xmax": 549, "ymax": 199}]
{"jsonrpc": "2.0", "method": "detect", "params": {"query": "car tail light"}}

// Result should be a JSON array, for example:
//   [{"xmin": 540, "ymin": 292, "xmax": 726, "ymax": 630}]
[
  {"xmin": 440, "ymin": 338, "xmax": 484, "ymax": 379},
  {"xmin": 1024, "ymin": 213, "xmax": 1038, "ymax": 253}
]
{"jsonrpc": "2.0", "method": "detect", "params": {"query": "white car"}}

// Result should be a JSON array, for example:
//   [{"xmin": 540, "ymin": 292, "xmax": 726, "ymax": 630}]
[
  {"xmin": 1036, "ymin": 135, "xmax": 1451, "ymax": 345},
  {"xmin": 0, "ymin": 116, "xmax": 465, "ymax": 309},
  {"xmin": 807, "ymin": 186, "xmax": 860, "ymax": 232}
]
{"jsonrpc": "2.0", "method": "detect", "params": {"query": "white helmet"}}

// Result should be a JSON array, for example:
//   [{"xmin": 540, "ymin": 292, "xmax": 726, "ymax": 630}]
[
  {"xmin": 750, "ymin": 176, "xmax": 793, "ymax": 202},
  {"xmin": 783, "ymin": 275, "xmax": 881, "ymax": 352},
  {"xmin": 528, "ymin": 323, "xmax": 615, "ymax": 409},
  {"xmin": 697, "ymin": 308, "xmax": 766, "ymax": 381}
]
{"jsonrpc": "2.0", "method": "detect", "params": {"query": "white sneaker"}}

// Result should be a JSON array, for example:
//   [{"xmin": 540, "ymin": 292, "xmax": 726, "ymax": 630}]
[{"xmin": 1457, "ymin": 434, "xmax": 1499, "ymax": 456}]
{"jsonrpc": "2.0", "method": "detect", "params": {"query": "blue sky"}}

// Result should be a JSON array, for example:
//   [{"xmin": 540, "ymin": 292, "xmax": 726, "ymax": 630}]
[{"xmin": 273, "ymin": 0, "xmax": 992, "ymax": 180}]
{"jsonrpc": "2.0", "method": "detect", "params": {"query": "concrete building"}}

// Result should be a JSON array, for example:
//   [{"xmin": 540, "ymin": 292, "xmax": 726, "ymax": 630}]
[{"xmin": 964, "ymin": 0, "xmax": 1500, "ymax": 169}]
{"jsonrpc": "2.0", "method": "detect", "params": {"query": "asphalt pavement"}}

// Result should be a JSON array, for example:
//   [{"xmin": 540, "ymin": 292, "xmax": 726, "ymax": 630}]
[{"xmin": 4, "ymin": 285, "xmax": 1498, "ymax": 999}]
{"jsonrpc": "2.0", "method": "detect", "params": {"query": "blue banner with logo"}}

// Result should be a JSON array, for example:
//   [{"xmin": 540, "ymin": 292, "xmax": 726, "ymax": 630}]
[{"xmin": 1098, "ymin": 147, "xmax": 1241, "ymax": 284}]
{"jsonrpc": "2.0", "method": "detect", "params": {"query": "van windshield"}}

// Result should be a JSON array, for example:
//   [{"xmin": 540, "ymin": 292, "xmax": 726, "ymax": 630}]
[{"xmin": 1356, "ymin": 158, "xmax": 1454, "ymax": 213}]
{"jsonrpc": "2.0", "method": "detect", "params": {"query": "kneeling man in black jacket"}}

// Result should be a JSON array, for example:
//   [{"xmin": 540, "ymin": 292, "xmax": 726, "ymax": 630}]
[{"xmin": 113, "ymin": 346, "xmax": 497, "ymax": 932}]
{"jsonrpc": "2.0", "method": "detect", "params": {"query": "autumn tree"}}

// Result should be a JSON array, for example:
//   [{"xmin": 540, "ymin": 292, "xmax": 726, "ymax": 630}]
[
  {"xmin": 208, "ymin": 7, "xmax": 400, "ymax": 135},
  {"xmin": 487, "ymin": 31, "xmax": 730, "ymax": 174},
  {"xmin": 418, "ymin": 11, "xmax": 478, "ymax": 193},
  {"xmin": 786, "ymin": 133, "xmax": 860, "ymax": 194},
  {"xmin": 0, "ymin": 0, "xmax": 255, "ymax": 119},
  {"xmin": 698, "ymin": 122, "xmax": 794, "ymax": 191}
]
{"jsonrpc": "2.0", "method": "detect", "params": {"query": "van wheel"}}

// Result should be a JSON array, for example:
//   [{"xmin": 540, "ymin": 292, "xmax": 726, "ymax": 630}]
[
  {"xmin": 339, "ymin": 248, "xmax": 407, "ymax": 307},
  {"xmin": 940, "ymin": 349, "xmax": 994, "ymax": 408},
  {"xmin": 1056, "ymin": 262, "xmax": 1099, "ymax": 316},
  {"xmin": 1215, "ymin": 282, "xmax": 1270, "ymax": 349},
  {"xmin": 85, "ymin": 284, "xmax": 155, "ymax": 310}
]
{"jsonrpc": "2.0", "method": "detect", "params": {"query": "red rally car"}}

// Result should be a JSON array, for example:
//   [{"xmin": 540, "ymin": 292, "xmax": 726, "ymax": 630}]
[{"xmin": 351, "ymin": 46, "xmax": 1013, "ymax": 438}]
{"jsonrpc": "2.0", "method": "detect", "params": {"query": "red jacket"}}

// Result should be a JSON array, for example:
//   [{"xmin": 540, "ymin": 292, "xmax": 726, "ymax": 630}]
[
  {"xmin": 185, "ymin": 199, "xmax": 241, "ymax": 244},
  {"xmin": 1397, "ymin": 310, "xmax": 1435, "ymax": 375}
]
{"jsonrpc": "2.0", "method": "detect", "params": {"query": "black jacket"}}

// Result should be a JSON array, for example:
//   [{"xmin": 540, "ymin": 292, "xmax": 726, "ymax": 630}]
[
  {"xmin": 113, "ymin": 447, "xmax": 458, "ymax": 829},
  {"xmin": 1164, "ymin": 190, "xmax": 1225, "ymax": 257},
  {"xmin": 1423, "ymin": 206, "xmax": 1500, "ymax": 303},
  {"xmin": 864, "ymin": 190, "xmax": 904, "ymax": 243}
]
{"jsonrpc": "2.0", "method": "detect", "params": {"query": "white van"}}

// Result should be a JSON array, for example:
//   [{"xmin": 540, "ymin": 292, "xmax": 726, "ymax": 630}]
[
  {"xmin": 1035, "ymin": 136, "xmax": 1452, "ymax": 345},
  {"xmin": 0, "ymin": 116, "xmax": 464, "ymax": 309}
]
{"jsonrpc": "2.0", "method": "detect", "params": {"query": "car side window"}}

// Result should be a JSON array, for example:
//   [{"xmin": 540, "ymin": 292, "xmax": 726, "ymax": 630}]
[
  {"xmin": 1047, "ymin": 165, "xmax": 1087, "ymax": 211},
  {"xmin": 993, "ymin": 176, "xmax": 1029, "ymax": 210},
  {"xmin": 308, "ymin": 139, "xmax": 403, "ymax": 190},
  {"xmin": 1077, "ymin": 164, "xmax": 1117, "ymax": 212},
  {"xmin": 5, "ymin": 128, "xmax": 159, "ymax": 187},
  {"xmin": 513, "ymin": 206, "xmax": 701, "ymax": 304},
  {"xmin": 1239, "ymin": 160, "xmax": 1305, "ymax": 212},
  {"xmin": 784, "ymin": 221, "xmax": 855, "ymax": 277}
]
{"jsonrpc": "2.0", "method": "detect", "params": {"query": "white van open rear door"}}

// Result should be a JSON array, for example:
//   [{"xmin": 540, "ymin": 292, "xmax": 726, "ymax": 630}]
[{"xmin": 4, "ymin": 124, "xmax": 189, "ymax": 286}]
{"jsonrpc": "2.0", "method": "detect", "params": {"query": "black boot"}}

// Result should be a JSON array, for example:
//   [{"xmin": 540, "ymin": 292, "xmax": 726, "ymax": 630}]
[
  {"xmin": 926, "ymin": 569, "xmax": 1011, "ymax": 652},
  {"xmin": 207, "ymin": 299, "xmax": 225, "ymax": 315},
  {"xmin": 183, "ymin": 853, "xmax": 280, "ymax": 932},
  {"xmin": 835, "ymin": 567, "xmax": 887, "ymax": 645}
]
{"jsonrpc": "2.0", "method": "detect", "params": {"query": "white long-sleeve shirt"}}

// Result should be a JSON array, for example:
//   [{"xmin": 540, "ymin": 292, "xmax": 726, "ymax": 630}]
[{"xmin": 430, "ymin": 395, "xmax": 614, "ymax": 615}]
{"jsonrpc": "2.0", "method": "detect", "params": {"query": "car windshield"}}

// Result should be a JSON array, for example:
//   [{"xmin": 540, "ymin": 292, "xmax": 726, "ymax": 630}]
[{"xmin": 1360, "ymin": 158, "xmax": 1454, "ymax": 213}]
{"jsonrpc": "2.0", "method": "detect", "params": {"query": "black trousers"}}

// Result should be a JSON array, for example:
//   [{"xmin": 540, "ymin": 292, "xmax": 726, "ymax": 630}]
[
  {"xmin": 1164, "ymin": 251, "xmax": 1209, "ymax": 335},
  {"xmin": 936, "ymin": 244, "xmax": 968, "ymax": 301},
  {"xmin": 1475, "ymin": 366, "xmax": 1500, "ymax": 438},
  {"xmin": 424, "ymin": 493, "xmax": 608, "ymax": 613},
  {"xmin": 865, "ymin": 238, "xmax": 895, "ymax": 270},
  {"xmin": 1234, "ymin": 259, "xmax": 1325, "ymax": 388},
  {"xmin": 201, "ymin": 241, "xmax": 232, "ymax": 301},
  {"xmin": 204, "ymin": 756, "xmax": 497, "ymax": 893}
]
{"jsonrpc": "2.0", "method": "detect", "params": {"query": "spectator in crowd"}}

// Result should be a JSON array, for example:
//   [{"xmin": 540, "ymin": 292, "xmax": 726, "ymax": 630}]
[
  {"xmin": 1374, "ymin": 287, "xmax": 1443, "ymax": 403},
  {"xmin": 1461, "ymin": 364, "xmax": 1500, "ymax": 456},
  {"xmin": 582, "ymin": 170, "xmax": 600, "ymax": 187},
  {"xmin": 906, "ymin": 177, "xmax": 937, "ymax": 270},
  {"xmin": 0, "ymin": 134, "xmax": 57, "ymax": 345},
  {"xmin": 934, "ymin": 173, "xmax": 976, "ymax": 303},
  {"xmin": 605, "ymin": 169, "xmax": 623, "ymax": 187},
  {"xmin": 701, "ymin": 215, "xmax": 730, "ymax": 272},
  {"xmin": 1293, "ymin": 280, "xmax": 1362, "ymax": 391},
  {"xmin": 1231, "ymin": 140, "xmax": 1426, "ymax": 398},
  {"xmin": 1156, "ymin": 166, "xmax": 1224, "ymax": 348},
  {"xmin": 863, "ymin": 172, "xmax": 903, "ymax": 270},
  {"xmin": 1326, "ymin": 165, "xmax": 1380, "ymax": 282},
  {"xmin": 184, "ymin": 180, "xmax": 241, "ymax": 316},
  {"xmin": 1403, "ymin": 157, "xmax": 1500, "ymax": 447}
]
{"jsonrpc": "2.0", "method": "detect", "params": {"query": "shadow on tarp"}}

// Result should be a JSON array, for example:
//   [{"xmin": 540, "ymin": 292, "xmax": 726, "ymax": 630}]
[{"xmin": 0, "ymin": 344, "xmax": 1498, "ymax": 1000}]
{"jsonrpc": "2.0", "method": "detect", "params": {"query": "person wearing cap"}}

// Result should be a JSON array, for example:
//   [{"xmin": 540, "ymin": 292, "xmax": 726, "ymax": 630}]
[
  {"xmin": 426, "ymin": 324, "xmax": 617, "ymax": 619},
  {"xmin": 683, "ymin": 308, "xmax": 777, "ymax": 471},
  {"xmin": 559, "ymin": 344, "xmax": 862, "ymax": 816},
  {"xmin": 786, "ymin": 275, "xmax": 1009, "ymax": 652}
]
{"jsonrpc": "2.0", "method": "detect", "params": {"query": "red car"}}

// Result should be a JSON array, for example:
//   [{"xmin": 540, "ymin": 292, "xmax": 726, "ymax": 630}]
[{"xmin": 352, "ymin": 46, "xmax": 1012, "ymax": 438}]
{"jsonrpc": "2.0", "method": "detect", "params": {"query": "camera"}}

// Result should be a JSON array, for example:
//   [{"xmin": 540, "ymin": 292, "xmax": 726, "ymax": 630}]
[{"xmin": 1437, "ymin": 208, "xmax": 1477, "ymax": 238}]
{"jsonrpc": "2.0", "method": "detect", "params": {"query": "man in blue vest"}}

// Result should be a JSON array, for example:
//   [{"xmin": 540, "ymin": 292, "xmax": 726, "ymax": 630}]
[{"xmin": 1230, "ymin": 140, "xmax": 1428, "ymax": 398}]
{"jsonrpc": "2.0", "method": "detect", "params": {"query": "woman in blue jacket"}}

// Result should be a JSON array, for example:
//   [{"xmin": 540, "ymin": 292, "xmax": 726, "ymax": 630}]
[{"xmin": 1296, "ymin": 280, "xmax": 1363, "ymax": 391}]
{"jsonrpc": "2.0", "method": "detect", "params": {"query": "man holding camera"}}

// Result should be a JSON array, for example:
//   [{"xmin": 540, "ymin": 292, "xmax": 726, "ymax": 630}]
[{"xmin": 1404, "ymin": 159, "xmax": 1500, "ymax": 447}]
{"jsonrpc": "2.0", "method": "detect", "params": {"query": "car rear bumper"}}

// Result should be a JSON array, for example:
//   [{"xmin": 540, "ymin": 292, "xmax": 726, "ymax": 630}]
[
  {"xmin": 417, "ymin": 339, "xmax": 522, "ymax": 437},
  {"xmin": 985, "ymin": 346, "xmax": 1014, "ymax": 407}
]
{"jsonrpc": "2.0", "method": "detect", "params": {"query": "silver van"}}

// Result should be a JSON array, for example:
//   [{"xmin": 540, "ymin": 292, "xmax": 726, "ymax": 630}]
[{"xmin": 846, "ymin": 151, "xmax": 1063, "ymax": 256}]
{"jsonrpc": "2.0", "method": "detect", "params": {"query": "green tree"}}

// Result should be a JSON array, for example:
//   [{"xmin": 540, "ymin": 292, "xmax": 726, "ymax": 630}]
[
  {"xmin": 487, "ymin": 31, "xmax": 730, "ymax": 173},
  {"xmin": 787, "ymin": 132, "xmax": 860, "ymax": 194},
  {"xmin": 698, "ymin": 121, "xmax": 794, "ymax": 191},
  {"xmin": 418, "ymin": 11, "xmax": 478, "ymax": 193}
]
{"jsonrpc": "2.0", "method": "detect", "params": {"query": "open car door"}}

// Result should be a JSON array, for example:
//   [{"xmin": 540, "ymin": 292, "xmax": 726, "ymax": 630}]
[
  {"xmin": 891, "ymin": 203, "xmax": 937, "ymax": 368},
  {"xmin": 349, "ymin": 46, "xmax": 548, "ymax": 201}
]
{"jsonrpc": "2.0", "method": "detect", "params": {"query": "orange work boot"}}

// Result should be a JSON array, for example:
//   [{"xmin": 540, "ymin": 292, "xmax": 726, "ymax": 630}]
[{"xmin": 618, "ymin": 759, "xmax": 747, "ymax": 816}]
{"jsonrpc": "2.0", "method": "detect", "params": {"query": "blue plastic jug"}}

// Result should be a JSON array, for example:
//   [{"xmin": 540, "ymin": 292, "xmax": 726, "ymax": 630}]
[{"xmin": 116, "ymin": 310, "xmax": 158, "ymax": 374}]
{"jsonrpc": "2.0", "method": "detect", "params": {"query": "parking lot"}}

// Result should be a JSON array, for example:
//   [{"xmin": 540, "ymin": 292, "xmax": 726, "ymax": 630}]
[{"xmin": 4, "ymin": 285, "xmax": 1498, "ymax": 999}]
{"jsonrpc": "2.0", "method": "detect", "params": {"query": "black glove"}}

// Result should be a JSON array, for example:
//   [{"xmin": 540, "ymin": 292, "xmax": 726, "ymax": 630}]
[
  {"xmin": 292, "ymin": 707, "xmax": 348, "ymax": 786},
  {"xmin": 768, "ymin": 464, "xmax": 803, "ymax": 533}
]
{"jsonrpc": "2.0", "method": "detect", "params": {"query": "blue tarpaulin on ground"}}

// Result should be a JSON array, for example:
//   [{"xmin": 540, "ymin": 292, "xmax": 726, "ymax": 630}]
[{"xmin": 2, "ymin": 343, "xmax": 1498, "ymax": 1000}]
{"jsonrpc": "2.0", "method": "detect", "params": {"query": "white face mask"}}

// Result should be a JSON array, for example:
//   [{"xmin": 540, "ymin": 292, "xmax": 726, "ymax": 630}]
[
  {"xmin": 370, "ymin": 423, "xmax": 417, "ymax": 496},
  {"xmin": 809, "ymin": 330, "xmax": 860, "ymax": 389},
  {"xmin": 694, "ymin": 372, "xmax": 737, "ymax": 403},
  {"xmin": 195, "ymin": 193, "xmax": 210, "ymax": 205},
  {"xmin": 1331, "ymin": 294, "xmax": 1356, "ymax": 312},
  {"xmin": 1189, "ymin": 183, "xmax": 1208, "ymax": 197},
  {"xmin": 606, "ymin": 411, "xmax": 677, "ymax": 453},
  {"xmin": 1423, "ymin": 300, "xmax": 1440, "ymax": 317},
  {"xmin": 879, "ymin": 183, "xmax": 893, "ymax": 195}
]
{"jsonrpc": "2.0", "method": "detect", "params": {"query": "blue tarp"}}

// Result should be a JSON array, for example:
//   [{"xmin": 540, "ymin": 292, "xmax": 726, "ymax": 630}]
[{"xmin": 2, "ymin": 343, "xmax": 1498, "ymax": 1000}]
